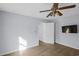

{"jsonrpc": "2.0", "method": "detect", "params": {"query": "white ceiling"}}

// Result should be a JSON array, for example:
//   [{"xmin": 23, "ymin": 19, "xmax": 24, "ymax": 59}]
[{"xmin": 0, "ymin": 3, "xmax": 79, "ymax": 19}]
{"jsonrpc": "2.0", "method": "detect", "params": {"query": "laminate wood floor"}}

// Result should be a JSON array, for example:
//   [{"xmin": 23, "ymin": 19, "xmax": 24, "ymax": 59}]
[{"xmin": 4, "ymin": 42, "xmax": 79, "ymax": 56}]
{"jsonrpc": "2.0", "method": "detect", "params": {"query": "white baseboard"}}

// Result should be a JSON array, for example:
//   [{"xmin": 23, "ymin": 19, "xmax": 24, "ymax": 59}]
[
  {"xmin": 56, "ymin": 41, "xmax": 79, "ymax": 50},
  {"xmin": 40, "ymin": 40, "xmax": 54, "ymax": 44},
  {"xmin": 0, "ymin": 43, "xmax": 39, "ymax": 56},
  {"xmin": 0, "ymin": 49, "xmax": 18, "ymax": 56},
  {"xmin": 26, "ymin": 42, "xmax": 39, "ymax": 49}
]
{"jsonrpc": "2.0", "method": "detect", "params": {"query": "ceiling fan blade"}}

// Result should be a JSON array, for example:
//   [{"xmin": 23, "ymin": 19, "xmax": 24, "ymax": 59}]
[
  {"xmin": 59, "ymin": 5, "xmax": 76, "ymax": 10},
  {"xmin": 40, "ymin": 10, "xmax": 50, "ymax": 13},
  {"xmin": 46, "ymin": 12, "xmax": 53, "ymax": 17},
  {"xmin": 57, "ymin": 11, "xmax": 63, "ymax": 16}
]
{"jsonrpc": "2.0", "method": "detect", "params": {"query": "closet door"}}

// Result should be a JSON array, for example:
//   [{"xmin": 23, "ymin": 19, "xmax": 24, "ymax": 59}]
[{"xmin": 39, "ymin": 23, "xmax": 54, "ymax": 44}]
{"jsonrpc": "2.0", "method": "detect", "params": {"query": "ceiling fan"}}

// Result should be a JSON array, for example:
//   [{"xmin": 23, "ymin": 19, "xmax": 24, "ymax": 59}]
[{"xmin": 40, "ymin": 3, "xmax": 76, "ymax": 18}]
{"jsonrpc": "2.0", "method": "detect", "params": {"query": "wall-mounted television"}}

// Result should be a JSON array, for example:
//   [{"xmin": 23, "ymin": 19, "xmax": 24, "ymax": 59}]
[{"xmin": 62, "ymin": 25, "xmax": 78, "ymax": 33}]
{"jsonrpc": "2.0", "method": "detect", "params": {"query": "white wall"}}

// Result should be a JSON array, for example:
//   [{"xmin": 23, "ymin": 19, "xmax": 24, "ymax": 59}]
[
  {"xmin": 0, "ymin": 11, "xmax": 41, "ymax": 55},
  {"xmin": 56, "ymin": 14, "xmax": 79, "ymax": 49}
]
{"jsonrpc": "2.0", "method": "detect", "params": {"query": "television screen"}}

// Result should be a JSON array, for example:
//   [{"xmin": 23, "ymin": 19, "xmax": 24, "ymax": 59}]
[{"xmin": 62, "ymin": 25, "xmax": 77, "ymax": 33}]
